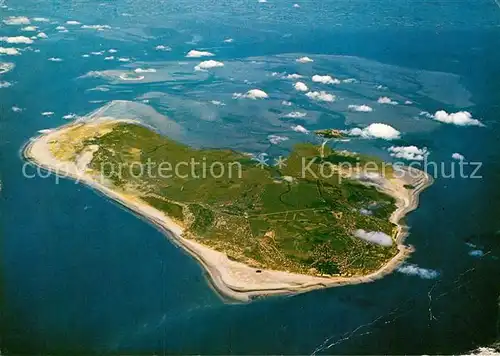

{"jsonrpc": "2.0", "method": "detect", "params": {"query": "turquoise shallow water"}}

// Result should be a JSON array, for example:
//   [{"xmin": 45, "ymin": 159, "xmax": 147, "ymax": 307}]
[{"xmin": 1, "ymin": 0, "xmax": 500, "ymax": 354}]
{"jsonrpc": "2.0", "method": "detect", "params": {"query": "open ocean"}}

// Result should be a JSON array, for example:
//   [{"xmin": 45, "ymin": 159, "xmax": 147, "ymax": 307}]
[{"xmin": 1, "ymin": 0, "xmax": 499, "ymax": 354}]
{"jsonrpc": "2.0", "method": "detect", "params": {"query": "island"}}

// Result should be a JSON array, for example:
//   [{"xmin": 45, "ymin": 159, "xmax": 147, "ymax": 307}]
[{"xmin": 24, "ymin": 103, "xmax": 432, "ymax": 302}]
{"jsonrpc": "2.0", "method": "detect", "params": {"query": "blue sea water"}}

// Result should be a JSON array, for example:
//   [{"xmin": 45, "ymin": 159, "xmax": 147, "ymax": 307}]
[{"xmin": 1, "ymin": 0, "xmax": 500, "ymax": 354}]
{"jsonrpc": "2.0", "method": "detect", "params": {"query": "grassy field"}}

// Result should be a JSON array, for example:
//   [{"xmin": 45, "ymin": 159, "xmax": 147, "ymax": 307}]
[{"xmin": 49, "ymin": 121, "xmax": 398, "ymax": 277}]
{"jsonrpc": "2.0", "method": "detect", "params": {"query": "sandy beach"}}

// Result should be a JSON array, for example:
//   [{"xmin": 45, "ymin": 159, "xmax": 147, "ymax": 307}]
[{"xmin": 23, "ymin": 122, "xmax": 433, "ymax": 302}]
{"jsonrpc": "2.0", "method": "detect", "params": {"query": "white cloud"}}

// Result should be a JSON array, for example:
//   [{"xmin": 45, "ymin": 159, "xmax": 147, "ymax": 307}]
[
  {"xmin": 268, "ymin": 135, "xmax": 289, "ymax": 144},
  {"xmin": 282, "ymin": 100, "xmax": 292, "ymax": 106},
  {"xmin": 223, "ymin": 38, "xmax": 234, "ymax": 43},
  {"xmin": 0, "ymin": 36, "xmax": 34, "ymax": 44},
  {"xmin": 81, "ymin": 24, "xmax": 111, "ymax": 30},
  {"xmin": 293, "ymin": 3, "xmax": 300, "ymax": 7},
  {"xmin": 48, "ymin": 57, "xmax": 63, "ymax": 62},
  {"xmin": 284, "ymin": 111, "xmax": 307, "ymax": 118},
  {"xmin": 377, "ymin": 96, "xmax": 398, "ymax": 105},
  {"xmin": 91, "ymin": 51, "xmax": 104, "ymax": 56},
  {"xmin": 0, "ymin": 81, "xmax": 12, "ymax": 88},
  {"xmin": 134, "ymin": 68, "xmax": 156, "ymax": 73},
  {"xmin": 294, "ymin": 82, "xmax": 308, "ymax": 92},
  {"xmin": 0, "ymin": 63, "xmax": 15, "ymax": 74},
  {"xmin": 37, "ymin": 32, "xmax": 48, "ymax": 39},
  {"xmin": 41, "ymin": 112, "xmax": 54, "ymax": 116},
  {"xmin": 397, "ymin": 263, "xmax": 439, "ymax": 279},
  {"xmin": 194, "ymin": 60, "xmax": 224, "ymax": 71},
  {"xmin": 118, "ymin": 57, "xmax": 130, "ymax": 62},
  {"xmin": 155, "ymin": 45, "xmax": 171, "ymax": 51},
  {"xmin": 21, "ymin": 26, "xmax": 38, "ymax": 31},
  {"xmin": 210, "ymin": 100, "xmax": 225, "ymax": 106},
  {"xmin": 55, "ymin": 26, "xmax": 67, "ymax": 31},
  {"xmin": 353, "ymin": 229, "xmax": 392, "ymax": 246},
  {"xmin": 342, "ymin": 78, "xmax": 356, "ymax": 84},
  {"xmin": 233, "ymin": 89, "xmax": 269, "ymax": 100},
  {"xmin": 258, "ymin": 0, "xmax": 267, "ymax": 3},
  {"xmin": 38, "ymin": 129, "xmax": 54, "ymax": 134},
  {"xmin": 3, "ymin": 16, "xmax": 31, "ymax": 25},
  {"xmin": 312, "ymin": 75, "xmax": 340, "ymax": 85},
  {"xmin": 285, "ymin": 73, "xmax": 303, "ymax": 79},
  {"xmin": 186, "ymin": 49, "xmax": 214, "ymax": 58},
  {"xmin": 63, "ymin": 113, "xmax": 78, "ymax": 120},
  {"xmin": 433, "ymin": 110, "xmax": 483, "ymax": 127},
  {"xmin": 33, "ymin": 17, "xmax": 50, "ymax": 22},
  {"xmin": 348, "ymin": 123, "xmax": 401, "ymax": 140},
  {"xmin": 419, "ymin": 111, "xmax": 433, "ymax": 119},
  {"xmin": 292, "ymin": 124, "xmax": 309, "ymax": 134},
  {"xmin": 452, "ymin": 152, "xmax": 465, "ymax": 161},
  {"xmin": 359, "ymin": 208, "xmax": 372, "ymax": 216},
  {"xmin": 348, "ymin": 104, "xmax": 373, "ymax": 112},
  {"xmin": 469, "ymin": 250, "xmax": 484, "ymax": 257},
  {"xmin": 119, "ymin": 73, "xmax": 144, "ymax": 81},
  {"xmin": 296, "ymin": 56, "xmax": 313, "ymax": 63},
  {"xmin": 404, "ymin": 100, "xmax": 413, "ymax": 105},
  {"xmin": 66, "ymin": 20, "xmax": 81, "ymax": 25},
  {"xmin": 12, "ymin": 106, "xmax": 23, "ymax": 112},
  {"xmin": 104, "ymin": 56, "xmax": 114, "ymax": 60},
  {"xmin": 305, "ymin": 91, "xmax": 335, "ymax": 102},
  {"xmin": 388, "ymin": 146, "xmax": 429, "ymax": 161},
  {"xmin": 108, "ymin": 49, "xmax": 118, "ymax": 53},
  {"xmin": 0, "ymin": 47, "xmax": 21, "ymax": 56}
]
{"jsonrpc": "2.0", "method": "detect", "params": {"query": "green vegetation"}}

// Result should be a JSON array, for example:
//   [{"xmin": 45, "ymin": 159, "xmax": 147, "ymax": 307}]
[{"xmin": 50, "ymin": 122, "xmax": 399, "ymax": 277}]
